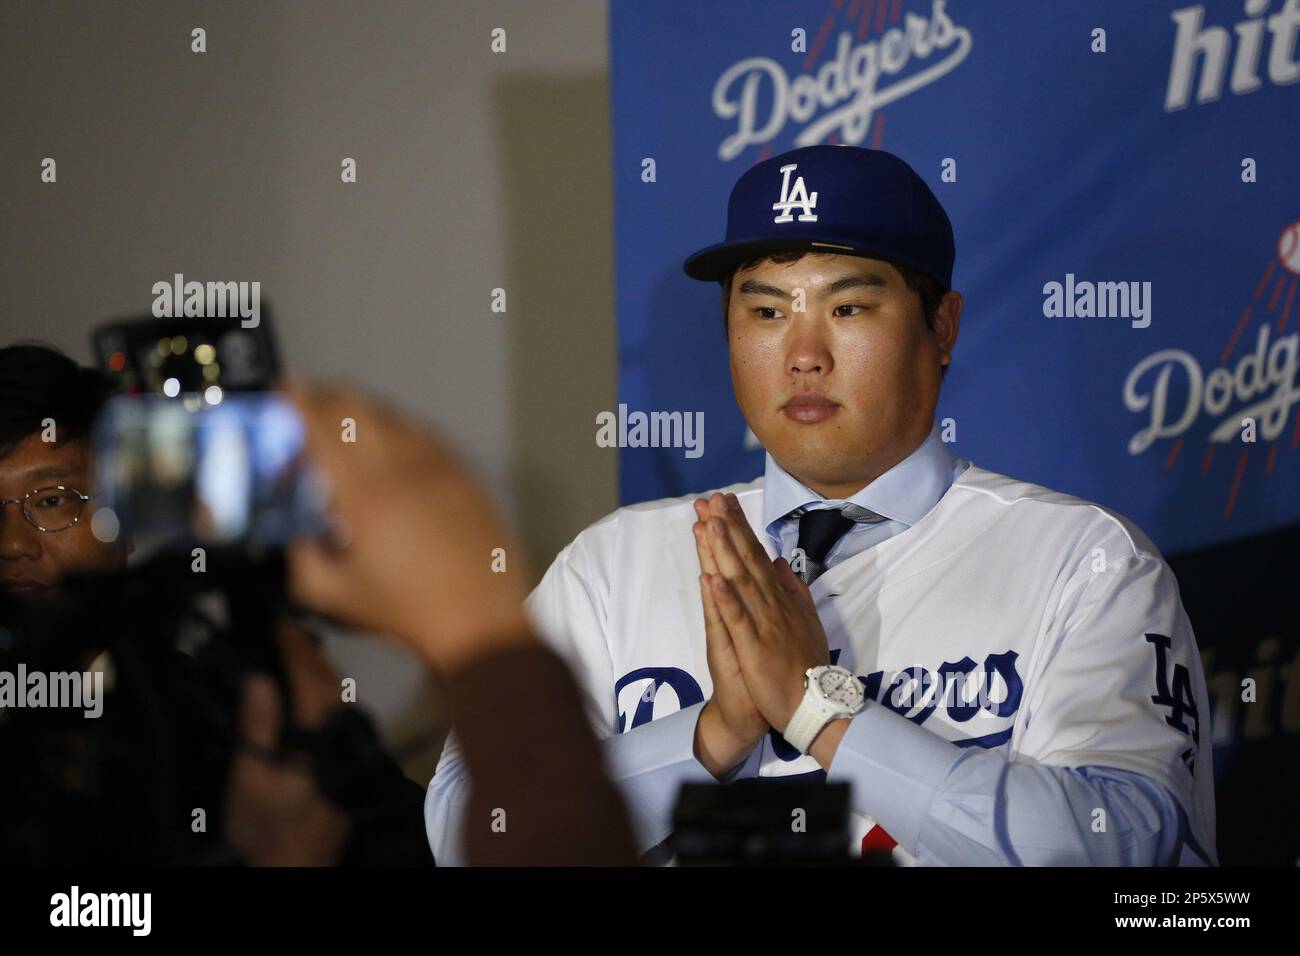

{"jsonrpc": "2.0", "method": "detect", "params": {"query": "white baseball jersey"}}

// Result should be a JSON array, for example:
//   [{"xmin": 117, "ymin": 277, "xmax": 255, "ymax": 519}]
[{"xmin": 427, "ymin": 463, "xmax": 1217, "ymax": 866}]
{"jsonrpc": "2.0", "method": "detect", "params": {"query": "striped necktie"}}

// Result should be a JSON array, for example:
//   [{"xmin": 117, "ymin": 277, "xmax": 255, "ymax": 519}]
[{"xmin": 793, "ymin": 505, "xmax": 887, "ymax": 584}]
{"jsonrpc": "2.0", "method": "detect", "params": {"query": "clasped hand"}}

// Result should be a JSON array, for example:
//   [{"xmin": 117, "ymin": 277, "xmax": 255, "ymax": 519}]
[{"xmin": 691, "ymin": 492, "xmax": 831, "ymax": 778}]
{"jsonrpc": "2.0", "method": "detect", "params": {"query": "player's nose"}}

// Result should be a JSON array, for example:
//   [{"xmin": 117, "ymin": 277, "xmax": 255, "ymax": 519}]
[{"xmin": 785, "ymin": 324, "xmax": 834, "ymax": 375}]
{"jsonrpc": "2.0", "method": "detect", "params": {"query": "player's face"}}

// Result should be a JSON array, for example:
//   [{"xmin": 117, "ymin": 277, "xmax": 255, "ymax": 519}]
[
  {"xmin": 727, "ymin": 253, "xmax": 956, "ymax": 499},
  {"xmin": 0, "ymin": 436, "xmax": 127, "ymax": 592}
]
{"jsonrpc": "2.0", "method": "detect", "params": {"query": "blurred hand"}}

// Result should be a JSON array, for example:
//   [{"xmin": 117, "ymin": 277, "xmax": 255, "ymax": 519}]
[
  {"xmin": 284, "ymin": 384, "xmax": 533, "ymax": 673},
  {"xmin": 224, "ymin": 624, "xmax": 349, "ymax": 866}
]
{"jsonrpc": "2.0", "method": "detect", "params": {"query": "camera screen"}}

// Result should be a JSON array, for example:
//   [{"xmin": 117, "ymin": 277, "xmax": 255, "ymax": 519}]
[{"xmin": 91, "ymin": 393, "xmax": 327, "ymax": 550}]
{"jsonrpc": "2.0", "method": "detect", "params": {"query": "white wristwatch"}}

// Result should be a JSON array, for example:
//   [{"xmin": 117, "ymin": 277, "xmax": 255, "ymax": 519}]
[{"xmin": 783, "ymin": 665, "xmax": 866, "ymax": 755}]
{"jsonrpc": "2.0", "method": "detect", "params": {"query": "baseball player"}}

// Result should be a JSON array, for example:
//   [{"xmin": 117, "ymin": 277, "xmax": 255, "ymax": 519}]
[{"xmin": 426, "ymin": 144, "xmax": 1217, "ymax": 866}]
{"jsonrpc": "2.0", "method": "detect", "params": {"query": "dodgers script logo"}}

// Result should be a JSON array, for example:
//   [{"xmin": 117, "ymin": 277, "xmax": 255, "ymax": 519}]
[
  {"xmin": 1123, "ymin": 219, "xmax": 1300, "ymax": 518},
  {"xmin": 711, "ymin": 0, "xmax": 973, "ymax": 161},
  {"xmin": 773, "ymin": 163, "xmax": 819, "ymax": 223},
  {"xmin": 614, "ymin": 668, "xmax": 704, "ymax": 734},
  {"xmin": 616, "ymin": 650, "xmax": 1024, "ymax": 751}
]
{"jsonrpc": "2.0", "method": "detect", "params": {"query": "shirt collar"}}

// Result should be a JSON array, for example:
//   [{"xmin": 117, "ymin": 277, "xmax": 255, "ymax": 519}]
[{"xmin": 761, "ymin": 421, "xmax": 956, "ymax": 541}]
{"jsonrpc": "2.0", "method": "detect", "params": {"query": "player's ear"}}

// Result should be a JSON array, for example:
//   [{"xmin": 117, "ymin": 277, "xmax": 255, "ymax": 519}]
[
  {"xmin": 933, "ymin": 291, "xmax": 962, "ymax": 356},
  {"xmin": 721, "ymin": 273, "xmax": 741, "ymax": 342}
]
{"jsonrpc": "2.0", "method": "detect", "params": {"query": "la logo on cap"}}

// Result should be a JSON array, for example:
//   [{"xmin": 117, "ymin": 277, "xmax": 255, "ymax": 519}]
[{"xmin": 772, "ymin": 163, "xmax": 819, "ymax": 224}]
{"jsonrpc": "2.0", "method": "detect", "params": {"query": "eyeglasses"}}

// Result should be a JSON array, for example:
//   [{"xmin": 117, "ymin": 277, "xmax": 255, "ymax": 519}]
[{"xmin": 0, "ymin": 486, "xmax": 96, "ymax": 533}]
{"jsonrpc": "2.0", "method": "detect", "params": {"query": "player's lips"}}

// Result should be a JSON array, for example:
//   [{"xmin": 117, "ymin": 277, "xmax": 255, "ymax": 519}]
[{"xmin": 781, "ymin": 393, "xmax": 841, "ymax": 423}]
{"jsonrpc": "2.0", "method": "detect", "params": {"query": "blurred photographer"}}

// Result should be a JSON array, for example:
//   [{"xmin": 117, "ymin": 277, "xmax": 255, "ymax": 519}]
[
  {"xmin": 0, "ymin": 345, "xmax": 430, "ymax": 866},
  {"xmin": 0, "ymin": 344, "xmax": 187, "ymax": 862}
]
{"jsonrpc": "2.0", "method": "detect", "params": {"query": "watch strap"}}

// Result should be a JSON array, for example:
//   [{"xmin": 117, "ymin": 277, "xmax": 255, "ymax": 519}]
[{"xmin": 783, "ymin": 692, "xmax": 839, "ymax": 754}]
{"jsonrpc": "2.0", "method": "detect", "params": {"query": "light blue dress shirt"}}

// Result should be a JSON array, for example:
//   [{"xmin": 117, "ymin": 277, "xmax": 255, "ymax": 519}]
[
  {"xmin": 761, "ymin": 419, "xmax": 965, "ymax": 566},
  {"xmin": 600, "ymin": 421, "xmax": 1202, "ymax": 866}
]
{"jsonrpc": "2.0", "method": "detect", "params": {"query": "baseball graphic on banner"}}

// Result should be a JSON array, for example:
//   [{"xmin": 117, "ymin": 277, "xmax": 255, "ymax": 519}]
[{"xmin": 1278, "ymin": 220, "xmax": 1300, "ymax": 275}]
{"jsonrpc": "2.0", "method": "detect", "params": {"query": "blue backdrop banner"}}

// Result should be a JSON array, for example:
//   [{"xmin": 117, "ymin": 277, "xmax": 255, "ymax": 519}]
[{"xmin": 609, "ymin": 0, "xmax": 1299, "ymax": 555}]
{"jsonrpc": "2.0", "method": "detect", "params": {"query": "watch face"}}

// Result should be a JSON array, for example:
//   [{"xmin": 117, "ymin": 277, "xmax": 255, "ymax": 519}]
[{"xmin": 817, "ymin": 668, "xmax": 863, "ymax": 708}]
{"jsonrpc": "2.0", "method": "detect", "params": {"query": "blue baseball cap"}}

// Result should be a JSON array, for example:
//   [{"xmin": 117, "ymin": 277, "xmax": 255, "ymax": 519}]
[{"xmin": 682, "ymin": 144, "xmax": 954, "ymax": 291}]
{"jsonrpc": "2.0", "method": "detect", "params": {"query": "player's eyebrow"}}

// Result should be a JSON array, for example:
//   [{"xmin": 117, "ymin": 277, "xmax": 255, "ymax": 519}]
[
  {"xmin": 737, "ymin": 272, "xmax": 889, "ymax": 300},
  {"xmin": 18, "ymin": 465, "xmax": 82, "ymax": 484}
]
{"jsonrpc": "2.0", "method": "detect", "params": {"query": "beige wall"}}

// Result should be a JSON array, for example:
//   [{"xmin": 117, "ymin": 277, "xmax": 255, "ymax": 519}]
[{"xmin": 0, "ymin": 0, "xmax": 617, "ymax": 775}]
